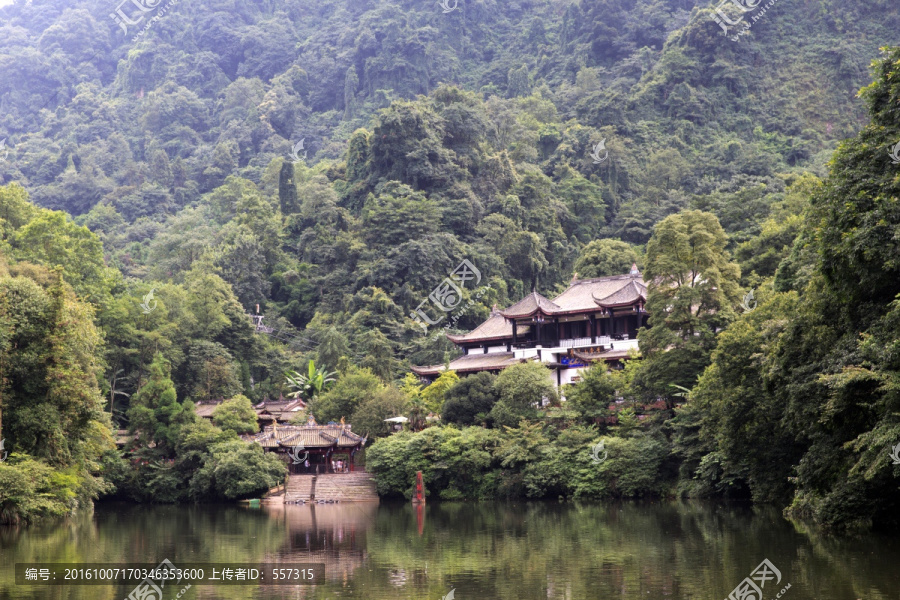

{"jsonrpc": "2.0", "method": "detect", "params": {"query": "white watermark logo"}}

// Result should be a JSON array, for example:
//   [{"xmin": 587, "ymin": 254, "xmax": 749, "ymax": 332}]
[
  {"xmin": 110, "ymin": 0, "xmax": 180, "ymax": 40},
  {"xmin": 290, "ymin": 139, "xmax": 308, "ymax": 163},
  {"xmin": 124, "ymin": 558, "xmax": 189, "ymax": 600},
  {"xmin": 0, "ymin": 139, "xmax": 8, "ymax": 162},
  {"xmin": 590, "ymin": 139, "xmax": 609, "ymax": 164},
  {"xmin": 889, "ymin": 141, "xmax": 900, "ymax": 165},
  {"xmin": 438, "ymin": 0, "xmax": 458, "ymax": 13},
  {"xmin": 889, "ymin": 442, "xmax": 900, "ymax": 466},
  {"xmin": 441, "ymin": 589, "xmax": 456, "ymax": 600},
  {"xmin": 140, "ymin": 288, "xmax": 158, "ymax": 314},
  {"xmin": 110, "ymin": 0, "xmax": 162, "ymax": 34},
  {"xmin": 590, "ymin": 441, "xmax": 607, "ymax": 464},
  {"xmin": 741, "ymin": 289, "xmax": 757, "ymax": 313},
  {"xmin": 0, "ymin": 439, "xmax": 8, "ymax": 462},
  {"xmin": 287, "ymin": 443, "xmax": 309, "ymax": 465},
  {"xmin": 711, "ymin": 0, "xmax": 781, "ymax": 41},
  {"xmin": 411, "ymin": 259, "xmax": 484, "ymax": 334},
  {"xmin": 724, "ymin": 559, "xmax": 789, "ymax": 600}
]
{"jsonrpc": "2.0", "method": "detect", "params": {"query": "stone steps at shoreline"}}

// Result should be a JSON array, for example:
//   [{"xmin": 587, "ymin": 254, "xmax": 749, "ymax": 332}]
[{"xmin": 284, "ymin": 473, "xmax": 378, "ymax": 503}]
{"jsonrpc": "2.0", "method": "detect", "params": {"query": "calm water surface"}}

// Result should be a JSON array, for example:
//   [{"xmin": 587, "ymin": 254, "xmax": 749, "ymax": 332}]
[{"xmin": 1, "ymin": 500, "xmax": 898, "ymax": 599}]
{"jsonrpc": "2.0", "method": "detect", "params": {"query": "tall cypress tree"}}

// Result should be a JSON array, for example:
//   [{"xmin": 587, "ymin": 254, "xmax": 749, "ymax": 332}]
[
  {"xmin": 128, "ymin": 353, "xmax": 194, "ymax": 455},
  {"xmin": 278, "ymin": 161, "xmax": 299, "ymax": 215}
]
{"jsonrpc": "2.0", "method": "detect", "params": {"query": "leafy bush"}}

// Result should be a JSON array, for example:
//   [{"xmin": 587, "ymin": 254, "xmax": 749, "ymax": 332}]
[
  {"xmin": 571, "ymin": 435, "xmax": 670, "ymax": 499},
  {"xmin": 442, "ymin": 372, "xmax": 499, "ymax": 426},
  {"xmin": 366, "ymin": 424, "xmax": 674, "ymax": 501},
  {"xmin": 490, "ymin": 363, "xmax": 557, "ymax": 427},
  {"xmin": 0, "ymin": 455, "xmax": 83, "ymax": 524},
  {"xmin": 212, "ymin": 395, "xmax": 259, "ymax": 435},
  {"xmin": 309, "ymin": 366, "xmax": 382, "ymax": 423},
  {"xmin": 190, "ymin": 441, "xmax": 286, "ymax": 500}
]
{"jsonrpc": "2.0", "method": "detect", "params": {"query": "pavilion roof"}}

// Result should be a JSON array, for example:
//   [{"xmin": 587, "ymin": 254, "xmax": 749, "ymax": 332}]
[
  {"xmin": 431, "ymin": 269, "xmax": 646, "ymax": 349},
  {"xmin": 446, "ymin": 309, "xmax": 531, "ymax": 343},
  {"xmin": 411, "ymin": 351, "xmax": 528, "ymax": 376},
  {"xmin": 194, "ymin": 400, "xmax": 223, "ymax": 419},
  {"xmin": 249, "ymin": 425, "xmax": 365, "ymax": 449},
  {"xmin": 253, "ymin": 398, "xmax": 305, "ymax": 423},
  {"xmin": 497, "ymin": 274, "xmax": 646, "ymax": 320},
  {"xmin": 499, "ymin": 291, "xmax": 561, "ymax": 319},
  {"xmin": 549, "ymin": 274, "xmax": 644, "ymax": 313},
  {"xmin": 592, "ymin": 278, "xmax": 646, "ymax": 308},
  {"xmin": 254, "ymin": 398, "xmax": 305, "ymax": 411}
]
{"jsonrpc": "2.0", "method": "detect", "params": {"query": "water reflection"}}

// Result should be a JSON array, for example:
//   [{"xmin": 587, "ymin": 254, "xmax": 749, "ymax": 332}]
[{"xmin": 1, "ymin": 500, "xmax": 899, "ymax": 599}]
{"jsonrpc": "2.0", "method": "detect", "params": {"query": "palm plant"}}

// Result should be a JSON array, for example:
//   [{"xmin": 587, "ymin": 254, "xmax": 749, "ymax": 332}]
[
  {"xmin": 285, "ymin": 360, "xmax": 337, "ymax": 402},
  {"xmin": 407, "ymin": 395, "xmax": 429, "ymax": 432}
]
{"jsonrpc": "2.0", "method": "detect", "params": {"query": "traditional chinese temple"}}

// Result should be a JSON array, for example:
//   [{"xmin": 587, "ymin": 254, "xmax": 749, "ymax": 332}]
[
  {"xmin": 248, "ymin": 417, "xmax": 367, "ymax": 475},
  {"xmin": 194, "ymin": 397, "xmax": 306, "ymax": 428},
  {"xmin": 411, "ymin": 265, "xmax": 648, "ymax": 387},
  {"xmin": 252, "ymin": 398, "xmax": 306, "ymax": 426}
]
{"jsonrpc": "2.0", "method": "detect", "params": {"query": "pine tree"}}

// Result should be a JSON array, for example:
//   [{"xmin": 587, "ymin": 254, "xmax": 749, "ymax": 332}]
[{"xmin": 128, "ymin": 353, "xmax": 194, "ymax": 455}]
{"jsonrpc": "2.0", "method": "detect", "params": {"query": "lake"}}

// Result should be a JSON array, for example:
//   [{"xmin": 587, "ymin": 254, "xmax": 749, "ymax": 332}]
[{"xmin": 1, "ymin": 500, "xmax": 898, "ymax": 599}]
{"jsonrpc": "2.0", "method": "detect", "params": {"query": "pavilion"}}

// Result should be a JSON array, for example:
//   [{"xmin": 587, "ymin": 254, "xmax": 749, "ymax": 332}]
[
  {"xmin": 411, "ymin": 265, "xmax": 648, "ymax": 387},
  {"xmin": 247, "ymin": 415, "xmax": 367, "ymax": 475}
]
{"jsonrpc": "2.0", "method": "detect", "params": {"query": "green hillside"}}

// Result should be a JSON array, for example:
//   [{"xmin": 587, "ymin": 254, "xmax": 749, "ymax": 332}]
[{"xmin": 1, "ymin": 0, "xmax": 899, "ymax": 530}]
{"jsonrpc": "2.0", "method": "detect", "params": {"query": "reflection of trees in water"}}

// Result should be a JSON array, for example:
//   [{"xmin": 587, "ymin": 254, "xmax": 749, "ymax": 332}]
[
  {"xmin": 3, "ymin": 502, "xmax": 900, "ymax": 599},
  {"xmin": 362, "ymin": 501, "xmax": 900, "ymax": 600},
  {"xmin": 787, "ymin": 517, "xmax": 900, "ymax": 599}
]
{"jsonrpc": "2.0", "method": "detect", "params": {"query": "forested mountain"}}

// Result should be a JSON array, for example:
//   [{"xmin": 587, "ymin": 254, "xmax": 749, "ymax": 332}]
[
  {"xmin": 2, "ymin": 0, "xmax": 896, "ymax": 360},
  {"xmin": 1, "ymin": 0, "xmax": 899, "ymax": 529}
]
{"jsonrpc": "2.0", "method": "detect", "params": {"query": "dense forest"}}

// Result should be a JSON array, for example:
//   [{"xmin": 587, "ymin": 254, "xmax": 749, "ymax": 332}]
[{"xmin": 0, "ymin": 0, "xmax": 899, "ymax": 531}]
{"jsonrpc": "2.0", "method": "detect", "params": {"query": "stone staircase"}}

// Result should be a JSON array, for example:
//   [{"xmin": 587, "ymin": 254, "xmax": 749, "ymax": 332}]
[
  {"xmin": 284, "ymin": 473, "xmax": 378, "ymax": 503},
  {"xmin": 285, "ymin": 475, "xmax": 316, "ymax": 504}
]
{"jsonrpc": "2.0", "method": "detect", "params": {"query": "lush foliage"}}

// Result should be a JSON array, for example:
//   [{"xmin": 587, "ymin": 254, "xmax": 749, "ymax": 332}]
[
  {"xmin": 191, "ymin": 440, "xmax": 286, "ymax": 500},
  {"xmin": 0, "ymin": 0, "xmax": 899, "ymax": 531},
  {"xmin": 211, "ymin": 394, "xmax": 260, "ymax": 435},
  {"xmin": 0, "ymin": 455, "xmax": 85, "ymax": 524},
  {"xmin": 366, "ymin": 422, "xmax": 671, "ymax": 501},
  {"xmin": 285, "ymin": 360, "xmax": 337, "ymax": 402},
  {"xmin": 573, "ymin": 239, "xmax": 640, "ymax": 278},
  {"xmin": 441, "ymin": 371, "xmax": 499, "ymax": 426}
]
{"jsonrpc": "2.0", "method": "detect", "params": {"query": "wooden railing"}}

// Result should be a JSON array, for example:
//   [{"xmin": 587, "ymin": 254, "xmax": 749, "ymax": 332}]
[{"xmin": 559, "ymin": 336, "xmax": 611, "ymax": 349}]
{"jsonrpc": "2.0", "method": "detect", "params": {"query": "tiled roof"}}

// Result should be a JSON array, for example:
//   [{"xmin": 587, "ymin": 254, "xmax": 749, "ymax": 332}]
[
  {"xmin": 551, "ymin": 274, "xmax": 645, "ymax": 313},
  {"xmin": 499, "ymin": 291, "xmax": 561, "ymax": 318},
  {"xmin": 446, "ymin": 311, "xmax": 531, "ymax": 343},
  {"xmin": 439, "ymin": 273, "xmax": 645, "ymax": 345},
  {"xmin": 114, "ymin": 429, "xmax": 133, "ymax": 447},
  {"xmin": 249, "ymin": 425, "xmax": 365, "ymax": 449},
  {"xmin": 411, "ymin": 352, "xmax": 528, "ymax": 376},
  {"xmin": 253, "ymin": 399, "xmax": 306, "ymax": 423},
  {"xmin": 254, "ymin": 398, "xmax": 305, "ymax": 412},
  {"xmin": 592, "ymin": 278, "xmax": 646, "ymax": 308},
  {"xmin": 194, "ymin": 401, "xmax": 223, "ymax": 418}
]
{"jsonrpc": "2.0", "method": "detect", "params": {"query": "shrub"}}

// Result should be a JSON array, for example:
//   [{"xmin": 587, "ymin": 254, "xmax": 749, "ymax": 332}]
[
  {"xmin": 0, "ymin": 455, "xmax": 82, "ymax": 524},
  {"xmin": 190, "ymin": 441, "xmax": 286, "ymax": 500}
]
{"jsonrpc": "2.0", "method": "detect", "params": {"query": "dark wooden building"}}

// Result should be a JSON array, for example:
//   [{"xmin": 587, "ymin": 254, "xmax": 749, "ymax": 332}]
[
  {"xmin": 412, "ymin": 265, "xmax": 649, "ymax": 388},
  {"xmin": 248, "ymin": 421, "xmax": 367, "ymax": 475}
]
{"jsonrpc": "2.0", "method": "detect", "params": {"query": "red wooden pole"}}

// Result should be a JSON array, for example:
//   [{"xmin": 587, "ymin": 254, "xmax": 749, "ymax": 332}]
[
  {"xmin": 415, "ymin": 502, "xmax": 425, "ymax": 536},
  {"xmin": 412, "ymin": 471, "xmax": 425, "ymax": 504}
]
